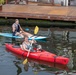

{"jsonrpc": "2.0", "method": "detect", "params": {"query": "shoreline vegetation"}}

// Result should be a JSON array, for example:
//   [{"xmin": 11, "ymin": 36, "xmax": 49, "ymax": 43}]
[{"xmin": 0, "ymin": 18, "xmax": 76, "ymax": 28}]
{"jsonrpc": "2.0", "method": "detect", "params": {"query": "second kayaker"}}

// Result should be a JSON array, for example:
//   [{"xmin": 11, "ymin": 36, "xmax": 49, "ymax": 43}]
[{"xmin": 12, "ymin": 19, "xmax": 33, "ymax": 38}]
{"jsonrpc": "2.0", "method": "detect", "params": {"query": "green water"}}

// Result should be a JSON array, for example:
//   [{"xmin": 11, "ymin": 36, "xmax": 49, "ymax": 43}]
[{"xmin": 0, "ymin": 25, "xmax": 76, "ymax": 75}]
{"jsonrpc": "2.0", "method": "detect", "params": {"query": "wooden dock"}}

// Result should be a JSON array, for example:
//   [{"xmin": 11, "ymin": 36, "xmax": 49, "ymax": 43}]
[{"xmin": 0, "ymin": 4, "xmax": 76, "ymax": 21}]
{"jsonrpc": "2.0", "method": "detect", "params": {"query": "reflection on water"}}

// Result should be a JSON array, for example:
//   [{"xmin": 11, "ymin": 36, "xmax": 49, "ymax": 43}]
[
  {"xmin": 14, "ymin": 61, "xmax": 22, "ymax": 75},
  {"xmin": 0, "ymin": 26, "xmax": 76, "ymax": 75}
]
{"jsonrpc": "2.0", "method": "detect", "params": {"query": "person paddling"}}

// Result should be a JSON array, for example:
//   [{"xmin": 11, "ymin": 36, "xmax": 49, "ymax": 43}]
[
  {"xmin": 20, "ymin": 35, "xmax": 42, "ymax": 52},
  {"xmin": 20, "ymin": 35, "xmax": 36, "ymax": 52},
  {"xmin": 12, "ymin": 19, "xmax": 33, "ymax": 38},
  {"xmin": 12, "ymin": 19, "xmax": 24, "ymax": 37}
]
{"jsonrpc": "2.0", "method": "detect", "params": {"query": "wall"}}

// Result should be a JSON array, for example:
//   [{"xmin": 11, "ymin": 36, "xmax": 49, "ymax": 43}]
[
  {"xmin": 54, "ymin": 0, "xmax": 65, "ymax": 6},
  {"xmin": 70, "ymin": 0, "xmax": 76, "ymax": 5},
  {"xmin": 54, "ymin": 0, "xmax": 68, "ymax": 6}
]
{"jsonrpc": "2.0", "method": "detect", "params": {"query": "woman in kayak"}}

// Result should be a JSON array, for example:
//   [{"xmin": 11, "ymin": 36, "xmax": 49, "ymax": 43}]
[
  {"xmin": 21, "ymin": 35, "xmax": 36, "ymax": 52},
  {"xmin": 12, "ymin": 19, "xmax": 33, "ymax": 37},
  {"xmin": 21, "ymin": 35, "xmax": 42, "ymax": 52}
]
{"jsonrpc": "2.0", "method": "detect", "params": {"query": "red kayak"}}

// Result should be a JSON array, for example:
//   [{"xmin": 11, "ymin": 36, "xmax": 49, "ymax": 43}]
[{"xmin": 5, "ymin": 43, "xmax": 69, "ymax": 65}]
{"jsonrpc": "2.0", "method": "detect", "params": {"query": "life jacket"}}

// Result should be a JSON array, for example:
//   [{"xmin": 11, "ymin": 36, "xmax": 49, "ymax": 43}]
[
  {"xmin": 13, "ymin": 23, "xmax": 20, "ymax": 32},
  {"xmin": 22, "ymin": 42, "xmax": 33, "ymax": 51}
]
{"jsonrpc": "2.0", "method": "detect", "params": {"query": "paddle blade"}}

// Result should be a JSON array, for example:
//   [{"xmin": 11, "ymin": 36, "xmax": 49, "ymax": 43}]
[
  {"xmin": 34, "ymin": 26, "xmax": 39, "ymax": 34},
  {"xmin": 23, "ymin": 58, "xmax": 28, "ymax": 65}
]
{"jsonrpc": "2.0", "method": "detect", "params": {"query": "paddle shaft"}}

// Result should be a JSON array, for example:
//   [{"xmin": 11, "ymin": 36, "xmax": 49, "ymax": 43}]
[
  {"xmin": 26, "ymin": 26, "xmax": 39, "ymax": 57},
  {"xmin": 26, "ymin": 42, "xmax": 32, "ymax": 57}
]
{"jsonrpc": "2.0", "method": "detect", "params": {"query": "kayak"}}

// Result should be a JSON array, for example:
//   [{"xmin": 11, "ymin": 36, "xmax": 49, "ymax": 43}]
[
  {"xmin": 0, "ymin": 33, "xmax": 47, "ymax": 40},
  {"xmin": 9, "ymin": 51, "xmax": 68, "ymax": 71},
  {"xmin": 5, "ymin": 43, "xmax": 69, "ymax": 65}
]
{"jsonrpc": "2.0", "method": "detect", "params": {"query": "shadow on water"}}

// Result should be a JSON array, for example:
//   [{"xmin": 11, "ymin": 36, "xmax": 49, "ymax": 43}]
[
  {"xmin": 13, "ymin": 61, "xmax": 22, "ymax": 75},
  {"xmin": 0, "ymin": 26, "xmax": 76, "ymax": 75}
]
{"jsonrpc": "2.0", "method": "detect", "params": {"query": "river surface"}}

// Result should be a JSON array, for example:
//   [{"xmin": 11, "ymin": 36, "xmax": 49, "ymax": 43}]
[{"xmin": 0, "ymin": 25, "xmax": 76, "ymax": 75}]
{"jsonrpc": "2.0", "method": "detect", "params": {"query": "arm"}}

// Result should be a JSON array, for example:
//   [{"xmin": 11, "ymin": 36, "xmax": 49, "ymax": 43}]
[
  {"xmin": 20, "ymin": 25, "xmax": 24, "ymax": 32},
  {"xmin": 29, "ymin": 39, "xmax": 36, "ymax": 44},
  {"xmin": 12, "ymin": 24, "xmax": 16, "ymax": 32}
]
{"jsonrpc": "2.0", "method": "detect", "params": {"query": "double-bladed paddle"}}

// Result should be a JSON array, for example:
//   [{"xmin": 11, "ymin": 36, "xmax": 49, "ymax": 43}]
[{"xmin": 23, "ymin": 26, "xmax": 39, "ymax": 64}]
